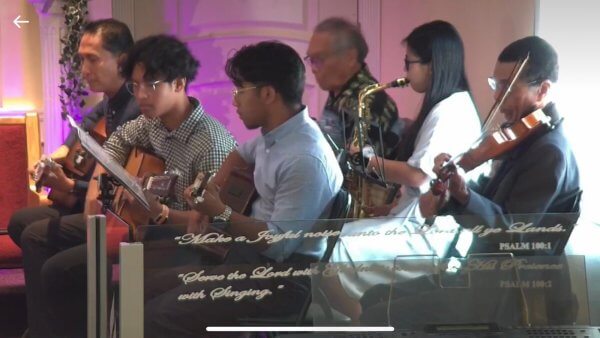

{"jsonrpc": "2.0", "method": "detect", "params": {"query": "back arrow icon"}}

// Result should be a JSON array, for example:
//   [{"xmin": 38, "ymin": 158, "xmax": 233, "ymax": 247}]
[{"xmin": 13, "ymin": 15, "xmax": 30, "ymax": 29}]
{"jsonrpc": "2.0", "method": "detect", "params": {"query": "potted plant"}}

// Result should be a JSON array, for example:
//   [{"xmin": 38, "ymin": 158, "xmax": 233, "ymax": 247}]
[{"xmin": 58, "ymin": 0, "xmax": 88, "ymax": 121}]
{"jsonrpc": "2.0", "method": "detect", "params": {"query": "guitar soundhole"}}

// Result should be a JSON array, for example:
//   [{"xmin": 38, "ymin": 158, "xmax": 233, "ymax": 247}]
[{"xmin": 227, "ymin": 186, "xmax": 244, "ymax": 198}]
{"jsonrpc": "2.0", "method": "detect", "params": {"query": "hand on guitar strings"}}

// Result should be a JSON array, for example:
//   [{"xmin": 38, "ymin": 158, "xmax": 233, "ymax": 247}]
[
  {"xmin": 183, "ymin": 177, "xmax": 226, "ymax": 218},
  {"xmin": 41, "ymin": 163, "xmax": 75, "ymax": 192}
]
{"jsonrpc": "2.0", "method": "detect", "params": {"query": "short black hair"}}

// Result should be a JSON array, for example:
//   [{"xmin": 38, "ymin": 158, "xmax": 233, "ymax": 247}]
[
  {"xmin": 225, "ymin": 41, "xmax": 305, "ymax": 107},
  {"xmin": 82, "ymin": 19, "xmax": 133, "ymax": 56},
  {"xmin": 122, "ymin": 34, "xmax": 200, "ymax": 90},
  {"xmin": 498, "ymin": 36, "xmax": 558, "ymax": 83},
  {"xmin": 314, "ymin": 17, "xmax": 369, "ymax": 63}
]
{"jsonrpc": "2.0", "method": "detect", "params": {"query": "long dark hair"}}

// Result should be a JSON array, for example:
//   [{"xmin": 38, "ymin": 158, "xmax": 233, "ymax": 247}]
[{"xmin": 397, "ymin": 20, "xmax": 472, "ymax": 161}]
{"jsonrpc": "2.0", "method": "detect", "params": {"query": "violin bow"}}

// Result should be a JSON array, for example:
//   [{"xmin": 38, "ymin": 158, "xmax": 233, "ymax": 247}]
[
  {"xmin": 482, "ymin": 53, "xmax": 531, "ymax": 131},
  {"xmin": 445, "ymin": 53, "xmax": 531, "ymax": 166}
]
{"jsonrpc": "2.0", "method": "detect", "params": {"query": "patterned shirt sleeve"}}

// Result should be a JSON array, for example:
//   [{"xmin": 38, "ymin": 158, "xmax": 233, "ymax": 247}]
[
  {"xmin": 103, "ymin": 115, "xmax": 153, "ymax": 165},
  {"xmin": 368, "ymin": 91, "xmax": 400, "ymax": 158},
  {"xmin": 194, "ymin": 137, "xmax": 237, "ymax": 175}
]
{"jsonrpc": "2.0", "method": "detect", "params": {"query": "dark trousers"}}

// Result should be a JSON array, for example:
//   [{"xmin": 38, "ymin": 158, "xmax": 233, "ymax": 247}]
[
  {"xmin": 7, "ymin": 205, "xmax": 77, "ymax": 247},
  {"xmin": 20, "ymin": 212, "xmax": 87, "ymax": 338},
  {"xmin": 144, "ymin": 243, "xmax": 312, "ymax": 338}
]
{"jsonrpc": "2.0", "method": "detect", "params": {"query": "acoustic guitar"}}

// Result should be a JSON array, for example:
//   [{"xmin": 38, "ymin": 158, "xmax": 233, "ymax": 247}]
[
  {"xmin": 107, "ymin": 148, "xmax": 178, "ymax": 228},
  {"xmin": 32, "ymin": 117, "xmax": 108, "ymax": 208},
  {"xmin": 191, "ymin": 167, "xmax": 256, "ymax": 216},
  {"xmin": 189, "ymin": 167, "xmax": 257, "ymax": 260},
  {"xmin": 102, "ymin": 148, "xmax": 177, "ymax": 254}
]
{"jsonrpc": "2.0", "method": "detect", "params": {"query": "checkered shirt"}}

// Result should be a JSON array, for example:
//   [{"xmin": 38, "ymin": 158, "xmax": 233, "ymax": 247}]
[{"xmin": 103, "ymin": 97, "xmax": 237, "ymax": 210}]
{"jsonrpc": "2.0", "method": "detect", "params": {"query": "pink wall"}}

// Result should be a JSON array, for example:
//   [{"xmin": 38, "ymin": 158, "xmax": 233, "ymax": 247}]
[
  {"xmin": 0, "ymin": 0, "xmax": 42, "ymax": 113},
  {"xmin": 0, "ymin": 0, "xmax": 536, "ymax": 147},
  {"xmin": 380, "ymin": 0, "xmax": 535, "ymax": 121},
  {"xmin": 133, "ymin": 0, "xmax": 328, "ymax": 144}
]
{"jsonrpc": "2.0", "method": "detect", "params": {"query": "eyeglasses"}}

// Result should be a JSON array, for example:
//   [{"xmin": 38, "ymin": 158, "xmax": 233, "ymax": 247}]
[
  {"xmin": 232, "ymin": 86, "xmax": 258, "ymax": 98},
  {"xmin": 304, "ymin": 51, "xmax": 341, "ymax": 70},
  {"xmin": 125, "ymin": 80, "xmax": 168, "ymax": 95},
  {"xmin": 487, "ymin": 77, "xmax": 541, "ymax": 93},
  {"xmin": 304, "ymin": 55, "xmax": 325, "ymax": 69},
  {"xmin": 404, "ymin": 58, "xmax": 422, "ymax": 72}
]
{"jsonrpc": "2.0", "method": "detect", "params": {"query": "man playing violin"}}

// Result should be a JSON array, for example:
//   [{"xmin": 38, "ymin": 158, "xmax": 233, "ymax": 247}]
[
  {"xmin": 359, "ymin": 36, "xmax": 582, "ymax": 329},
  {"xmin": 420, "ymin": 36, "xmax": 581, "ymax": 228}
]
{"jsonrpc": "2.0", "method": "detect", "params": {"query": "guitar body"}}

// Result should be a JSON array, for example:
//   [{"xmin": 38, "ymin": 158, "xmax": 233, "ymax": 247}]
[
  {"xmin": 41, "ymin": 117, "xmax": 108, "ymax": 209},
  {"xmin": 191, "ymin": 167, "xmax": 257, "ymax": 261},
  {"xmin": 63, "ymin": 117, "xmax": 107, "ymax": 177},
  {"xmin": 219, "ymin": 167, "xmax": 257, "ymax": 215},
  {"xmin": 112, "ymin": 148, "xmax": 166, "ymax": 229}
]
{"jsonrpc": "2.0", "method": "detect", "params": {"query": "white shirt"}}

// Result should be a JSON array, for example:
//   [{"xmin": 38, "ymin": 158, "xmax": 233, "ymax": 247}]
[
  {"xmin": 392, "ymin": 91, "xmax": 482, "ymax": 216},
  {"xmin": 332, "ymin": 91, "xmax": 483, "ymax": 299}
]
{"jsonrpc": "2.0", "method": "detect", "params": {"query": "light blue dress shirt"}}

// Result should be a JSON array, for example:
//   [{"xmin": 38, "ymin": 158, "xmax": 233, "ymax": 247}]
[{"xmin": 237, "ymin": 108, "xmax": 343, "ymax": 262}]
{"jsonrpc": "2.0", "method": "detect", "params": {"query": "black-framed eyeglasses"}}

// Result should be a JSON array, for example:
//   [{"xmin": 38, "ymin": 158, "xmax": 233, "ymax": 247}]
[
  {"xmin": 487, "ymin": 77, "xmax": 541, "ymax": 92},
  {"xmin": 404, "ymin": 58, "xmax": 422, "ymax": 72},
  {"xmin": 125, "ymin": 80, "xmax": 168, "ymax": 95}
]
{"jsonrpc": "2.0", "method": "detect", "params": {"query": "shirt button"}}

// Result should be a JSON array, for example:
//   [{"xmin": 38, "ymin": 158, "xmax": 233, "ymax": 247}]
[{"xmin": 266, "ymin": 149, "xmax": 270, "ymax": 154}]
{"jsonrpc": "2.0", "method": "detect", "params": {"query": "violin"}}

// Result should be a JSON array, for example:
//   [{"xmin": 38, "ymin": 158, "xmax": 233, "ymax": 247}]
[{"xmin": 430, "ymin": 54, "xmax": 555, "ymax": 196}]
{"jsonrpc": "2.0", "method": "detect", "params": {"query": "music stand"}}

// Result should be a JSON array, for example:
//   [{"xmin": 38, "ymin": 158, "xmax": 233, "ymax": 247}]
[{"xmin": 65, "ymin": 114, "xmax": 150, "ymax": 210}]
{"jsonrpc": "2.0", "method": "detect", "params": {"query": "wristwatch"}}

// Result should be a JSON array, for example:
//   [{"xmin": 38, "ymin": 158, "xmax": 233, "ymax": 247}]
[{"xmin": 213, "ymin": 205, "xmax": 232, "ymax": 222}]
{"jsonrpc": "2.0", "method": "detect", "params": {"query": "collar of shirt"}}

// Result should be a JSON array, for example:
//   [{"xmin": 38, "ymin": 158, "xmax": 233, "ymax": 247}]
[
  {"xmin": 262, "ymin": 106, "xmax": 309, "ymax": 148},
  {"xmin": 154, "ymin": 97, "xmax": 206, "ymax": 143},
  {"xmin": 107, "ymin": 82, "xmax": 133, "ymax": 114},
  {"xmin": 327, "ymin": 64, "xmax": 374, "ymax": 102}
]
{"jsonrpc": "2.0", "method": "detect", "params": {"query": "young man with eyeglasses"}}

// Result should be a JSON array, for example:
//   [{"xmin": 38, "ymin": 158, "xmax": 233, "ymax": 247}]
[
  {"xmin": 306, "ymin": 17, "xmax": 401, "ymax": 158},
  {"xmin": 12, "ymin": 18, "xmax": 140, "ymax": 338},
  {"xmin": 141, "ymin": 41, "xmax": 343, "ymax": 336},
  {"xmin": 20, "ymin": 34, "xmax": 236, "ymax": 338}
]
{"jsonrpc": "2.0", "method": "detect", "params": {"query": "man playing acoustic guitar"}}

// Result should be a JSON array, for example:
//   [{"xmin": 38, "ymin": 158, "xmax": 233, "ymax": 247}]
[
  {"xmin": 9, "ymin": 19, "xmax": 139, "ymax": 338},
  {"xmin": 20, "ymin": 34, "xmax": 236, "ymax": 338},
  {"xmin": 142, "ymin": 41, "xmax": 344, "ymax": 337},
  {"xmin": 8, "ymin": 19, "xmax": 139, "ymax": 247}
]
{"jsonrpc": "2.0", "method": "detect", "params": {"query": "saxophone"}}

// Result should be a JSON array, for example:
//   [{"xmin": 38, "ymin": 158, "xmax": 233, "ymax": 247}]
[{"xmin": 346, "ymin": 77, "xmax": 409, "ymax": 218}]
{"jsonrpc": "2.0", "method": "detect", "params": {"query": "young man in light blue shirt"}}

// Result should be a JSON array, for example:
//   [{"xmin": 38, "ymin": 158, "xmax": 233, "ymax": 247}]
[{"xmin": 144, "ymin": 41, "xmax": 343, "ymax": 336}]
